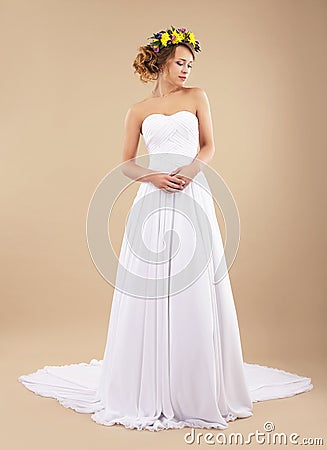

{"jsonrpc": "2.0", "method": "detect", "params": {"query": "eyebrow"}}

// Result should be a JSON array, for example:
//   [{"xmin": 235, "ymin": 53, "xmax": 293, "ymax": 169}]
[{"xmin": 177, "ymin": 58, "xmax": 194, "ymax": 63}]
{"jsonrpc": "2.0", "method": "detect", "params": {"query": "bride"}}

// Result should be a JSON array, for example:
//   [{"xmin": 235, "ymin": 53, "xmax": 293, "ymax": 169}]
[{"xmin": 18, "ymin": 26, "xmax": 313, "ymax": 432}]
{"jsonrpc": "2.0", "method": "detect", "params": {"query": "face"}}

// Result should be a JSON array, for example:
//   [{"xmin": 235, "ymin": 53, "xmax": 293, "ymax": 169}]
[{"xmin": 163, "ymin": 45, "xmax": 194, "ymax": 85}]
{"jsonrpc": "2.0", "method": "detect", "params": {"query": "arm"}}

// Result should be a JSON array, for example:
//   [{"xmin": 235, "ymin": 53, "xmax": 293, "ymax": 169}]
[
  {"xmin": 121, "ymin": 108, "xmax": 185, "ymax": 192},
  {"xmin": 190, "ymin": 88, "xmax": 216, "ymax": 175},
  {"xmin": 120, "ymin": 107, "xmax": 158, "ymax": 183}
]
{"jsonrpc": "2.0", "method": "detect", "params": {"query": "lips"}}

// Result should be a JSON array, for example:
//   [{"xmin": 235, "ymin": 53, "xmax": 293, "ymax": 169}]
[{"xmin": 179, "ymin": 76, "xmax": 186, "ymax": 80}]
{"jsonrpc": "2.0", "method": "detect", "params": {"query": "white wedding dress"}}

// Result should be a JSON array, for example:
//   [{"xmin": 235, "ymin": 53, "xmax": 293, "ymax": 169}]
[{"xmin": 18, "ymin": 110, "xmax": 313, "ymax": 431}]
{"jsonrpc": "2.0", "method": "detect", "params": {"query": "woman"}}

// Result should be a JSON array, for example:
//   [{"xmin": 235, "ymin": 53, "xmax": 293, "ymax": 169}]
[
  {"xmin": 122, "ymin": 29, "xmax": 213, "ymax": 195},
  {"xmin": 18, "ymin": 26, "xmax": 313, "ymax": 432}
]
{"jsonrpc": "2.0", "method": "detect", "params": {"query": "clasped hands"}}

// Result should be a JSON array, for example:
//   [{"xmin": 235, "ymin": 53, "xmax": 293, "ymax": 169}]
[{"xmin": 150, "ymin": 162, "xmax": 200, "ymax": 193}]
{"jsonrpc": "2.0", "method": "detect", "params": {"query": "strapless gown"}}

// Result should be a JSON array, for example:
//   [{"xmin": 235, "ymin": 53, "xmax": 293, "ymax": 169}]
[{"xmin": 18, "ymin": 110, "xmax": 313, "ymax": 431}]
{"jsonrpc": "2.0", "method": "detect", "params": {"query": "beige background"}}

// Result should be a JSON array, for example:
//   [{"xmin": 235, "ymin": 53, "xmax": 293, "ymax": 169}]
[{"xmin": 2, "ymin": 0, "xmax": 326, "ymax": 448}]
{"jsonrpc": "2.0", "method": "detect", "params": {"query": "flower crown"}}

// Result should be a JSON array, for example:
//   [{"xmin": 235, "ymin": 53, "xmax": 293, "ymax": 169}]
[{"xmin": 146, "ymin": 25, "xmax": 201, "ymax": 53}]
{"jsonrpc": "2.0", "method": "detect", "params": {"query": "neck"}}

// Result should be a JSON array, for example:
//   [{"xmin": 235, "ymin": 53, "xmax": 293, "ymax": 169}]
[{"xmin": 151, "ymin": 80, "xmax": 181, "ymax": 98}]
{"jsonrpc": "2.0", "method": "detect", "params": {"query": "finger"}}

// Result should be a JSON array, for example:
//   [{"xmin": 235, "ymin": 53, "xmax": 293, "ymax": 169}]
[
  {"xmin": 172, "ymin": 174, "xmax": 186, "ymax": 184},
  {"xmin": 167, "ymin": 183, "xmax": 181, "ymax": 191},
  {"xmin": 163, "ymin": 187, "xmax": 177, "ymax": 193},
  {"xmin": 168, "ymin": 175, "xmax": 185, "ymax": 186},
  {"xmin": 167, "ymin": 182, "xmax": 185, "ymax": 189},
  {"xmin": 167, "ymin": 178, "xmax": 183, "ymax": 188}
]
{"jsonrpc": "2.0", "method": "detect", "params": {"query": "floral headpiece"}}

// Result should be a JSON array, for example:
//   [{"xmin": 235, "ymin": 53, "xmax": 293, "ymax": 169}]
[{"xmin": 146, "ymin": 25, "xmax": 201, "ymax": 53}]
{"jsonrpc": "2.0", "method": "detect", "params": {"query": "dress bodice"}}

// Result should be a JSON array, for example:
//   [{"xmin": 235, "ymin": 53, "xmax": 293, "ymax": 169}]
[{"xmin": 141, "ymin": 110, "xmax": 199, "ymax": 173}]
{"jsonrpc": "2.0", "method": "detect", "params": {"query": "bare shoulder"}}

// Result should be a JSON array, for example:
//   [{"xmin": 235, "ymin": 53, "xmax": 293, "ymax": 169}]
[
  {"xmin": 186, "ymin": 86, "xmax": 209, "ymax": 101},
  {"xmin": 124, "ymin": 101, "xmax": 145, "ymax": 124},
  {"xmin": 127, "ymin": 99, "xmax": 144, "ymax": 115},
  {"xmin": 183, "ymin": 87, "xmax": 210, "ymax": 112},
  {"xmin": 125, "ymin": 98, "xmax": 153, "ymax": 122}
]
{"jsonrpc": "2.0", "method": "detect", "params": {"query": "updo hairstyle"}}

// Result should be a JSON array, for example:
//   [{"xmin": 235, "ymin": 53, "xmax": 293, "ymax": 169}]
[{"xmin": 132, "ymin": 42, "xmax": 196, "ymax": 83}]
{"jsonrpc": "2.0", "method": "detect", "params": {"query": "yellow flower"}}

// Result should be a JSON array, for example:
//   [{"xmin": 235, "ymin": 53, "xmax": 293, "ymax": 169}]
[
  {"xmin": 160, "ymin": 32, "xmax": 170, "ymax": 47},
  {"xmin": 171, "ymin": 30, "xmax": 184, "ymax": 44},
  {"xmin": 188, "ymin": 32, "xmax": 196, "ymax": 46}
]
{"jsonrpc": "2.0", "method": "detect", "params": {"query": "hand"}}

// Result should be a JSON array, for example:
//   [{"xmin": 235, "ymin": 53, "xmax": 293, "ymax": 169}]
[
  {"xmin": 169, "ymin": 163, "xmax": 199, "ymax": 189},
  {"xmin": 149, "ymin": 172, "xmax": 186, "ymax": 193}
]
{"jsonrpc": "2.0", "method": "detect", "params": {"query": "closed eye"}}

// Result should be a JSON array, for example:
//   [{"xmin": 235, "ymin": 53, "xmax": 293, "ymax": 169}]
[{"xmin": 177, "ymin": 62, "xmax": 192, "ymax": 69}]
